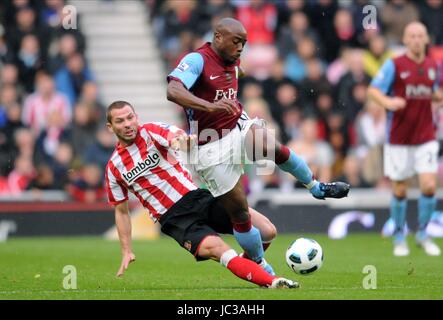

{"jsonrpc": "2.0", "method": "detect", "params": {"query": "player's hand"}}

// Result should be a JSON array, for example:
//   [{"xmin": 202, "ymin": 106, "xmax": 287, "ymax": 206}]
[
  {"xmin": 210, "ymin": 99, "xmax": 240, "ymax": 115},
  {"xmin": 116, "ymin": 252, "xmax": 136, "ymax": 277},
  {"xmin": 387, "ymin": 97, "xmax": 406, "ymax": 111},
  {"xmin": 171, "ymin": 134, "xmax": 196, "ymax": 152}
]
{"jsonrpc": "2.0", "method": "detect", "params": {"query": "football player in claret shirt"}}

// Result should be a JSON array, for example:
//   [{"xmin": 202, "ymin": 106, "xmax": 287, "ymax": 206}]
[
  {"xmin": 104, "ymin": 100, "xmax": 298, "ymax": 289},
  {"xmin": 167, "ymin": 18, "xmax": 349, "ymax": 275},
  {"xmin": 368, "ymin": 22, "xmax": 443, "ymax": 256}
]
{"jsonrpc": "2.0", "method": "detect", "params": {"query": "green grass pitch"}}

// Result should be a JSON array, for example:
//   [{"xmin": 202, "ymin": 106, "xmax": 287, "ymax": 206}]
[{"xmin": 0, "ymin": 234, "xmax": 442, "ymax": 300}]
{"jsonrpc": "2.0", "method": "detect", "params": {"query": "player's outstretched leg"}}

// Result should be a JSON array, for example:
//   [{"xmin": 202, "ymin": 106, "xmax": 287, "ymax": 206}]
[
  {"xmin": 217, "ymin": 181, "xmax": 268, "ymax": 272},
  {"xmin": 220, "ymin": 249, "xmax": 299, "ymax": 289},
  {"xmin": 416, "ymin": 194, "xmax": 441, "ymax": 256},
  {"xmin": 246, "ymin": 126, "xmax": 350, "ymax": 199},
  {"xmin": 240, "ymin": 208, "xmax": 277, "ymax": 276},
  {"xmin": 277, "ymin": 146, "xmax": 350, "ymax": 200},
  {"xmin": 198, "ymin": 236, "xmax": 298, "ymax": 288}
]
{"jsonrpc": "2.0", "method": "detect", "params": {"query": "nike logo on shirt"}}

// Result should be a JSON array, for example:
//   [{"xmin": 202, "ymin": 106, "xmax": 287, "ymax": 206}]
[
  {"xmin": 400, "ymin": 71, "xmax": 410, "ymax": 79},
  {"xmin": 210, "ymin": 75, "xmax": 221, "ymax": 80}
]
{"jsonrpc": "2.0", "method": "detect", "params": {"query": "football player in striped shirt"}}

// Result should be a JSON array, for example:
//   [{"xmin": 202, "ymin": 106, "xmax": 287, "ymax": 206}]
[{"xmin": 104, "ymin": 100, "xmax": 298, "ymax": 289}]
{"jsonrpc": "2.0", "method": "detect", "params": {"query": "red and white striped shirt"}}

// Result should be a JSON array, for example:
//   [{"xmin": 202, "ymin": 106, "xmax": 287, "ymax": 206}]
[
  {"xmin": 105, "ymin": 122, "xmax": 197, "ymax": 221},
  {"xmin": 22, "ymin": 92, "xmax": 72, "ymax": 135}
]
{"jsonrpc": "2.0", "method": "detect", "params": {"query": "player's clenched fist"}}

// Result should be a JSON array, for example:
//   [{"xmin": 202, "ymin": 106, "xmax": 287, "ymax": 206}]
[{"xmin": 116, "ymin": 252, "xmax": 136, "ymax": 277}]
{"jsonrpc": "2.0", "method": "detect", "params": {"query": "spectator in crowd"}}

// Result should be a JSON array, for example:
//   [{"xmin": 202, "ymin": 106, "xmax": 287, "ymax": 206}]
[
  {"xmin": 322, "ymin": 8, "xmax": 361, "ymax": 63},
  {"xmin": 34, "ymin": 108, "xmax": 72, "ymax": 165},
  {"xmin": 284, "ymin": 36, "xmax": 318, "ymax": 82},
  {"xmin": 5, "ymin": 5, "xmax": 51, "ymax": 59},
  {"xmin": 82, "ymin": 127, "xmax": 116, "ymax": 169},
  {"xmin": 335, "ymin": 49, "xmax": 371, "ymax": 122},
  {"xmin": 261, "ymin": 58, "xmax": 292, "ymax": 104},
  {"xmin": 313, "ymin": 90, "xmax": 336, "ymax": 141},
  {"xmin": 236, "ymin": 0, "xmax": 277, "ymax": 45},
  {"xmin": 277, "ymin": 10, "xmax": 321, "ymax": 60},
  {"xmin": 380, "ymin": 0, "xmax": 420, "ymax": 46},
  {"xmin": 67, "ymin": 163, "xmax": 106, "ymax": 202},
  {"xmin": 305, "ymin": 0, "xmax": 338, "ymax": 58},
  {"xmin": 281, "ymin": 106, "xmax": 303, "ymax": 144},
  {"xmin": 275, "ymin": 0, "xmax": 306, "ymax": 35},
  {"xmin": 326, "ymin": 47, "xmax": 352, "ymax": 86},
  {"xmin": 157, "ymin": 0, "xmax": 199, "ymax": 65},
  {"xmin": 194, "ymin": 0, "xmax": 234, "ymax": 37},
  {"xmin": 70, "ymin": 101, "xmax": 99, "ymax": 159},
  {"xmin": 2, "ymin": 0, "xmax": 38, "ymax": 29},
  {"xmin": 0, "ymin": 155, "xmax": 35, "ymax": 195},
  {"xmin": 14, "ymin": 127, "xmax": 35, "ymax": 164},
  {"xmin": 325, "ymin": 111, "xmax": 356, "ymax": 178},
  {"xmin": 287, "ymin": 116, "xmax": 334, "ymax": 185},
  {"xmin": 363, "ymin": 34, "xmax": 394, "ymax": 78},
  {"xmin": 0, "ymin": 92, "xmax": 24, "ymax": 160},
  {"xmin": 40, "ymin": 0, "xmax": 65, "ymax": 28},
  {"xmin": 27, "ymin": 164, "xmax": 56, "ymax": 191},
  {"xmin": 22, "ymin": 70, "xmax": 71, "ymax": 136},
  {"xmin": 48, "ymin": 33, "xmax": 80, "ymax": 73},
  {"xmin": 15, "ymin": 33, "xmax": 44, "ymax": 93},
  {"xmin": 0, "ymin": 102, "xmax": 24, "ymax": 175},
  {"xmin": 355, "ymin": 100, "xmax": 386, "ymax": 186},
  {"xmin": 298, "ymin": 58, "xmax": 331, "ymax": 113},
  {"xmin": 235, "ymin": 0, "xmax": 279, "ymax": 80},
  {"xmin": 45, "ymin": 142, "xmax": 74, "ymax": 190},
  {"xmin": 269, "ymin": 80, "xmax": 298, "ymax": 133},
  {"xmin": 239, "ymin": 77, "xmax": 264, "ymax": 102},
  {"xmin": 336, "ymin": 152, "xmax": 372, "ymax": 188},
  {"xmin": 54, "ymin": 52, "xmax": 95, "ymax": 107},
  {"xmin": 0, "ymin": 24, "xmax": 13, "ymax": 63},
  {"xmin": 79, "ymin": 81, "xmax": 105, "ymax": 121},
  {"xmin": 1, "ymin": 63, "xmax": 25, "ymax": 98},
  {"xmin": 417, "ymin": 0, "xmax": 443, "ymax": 45}
]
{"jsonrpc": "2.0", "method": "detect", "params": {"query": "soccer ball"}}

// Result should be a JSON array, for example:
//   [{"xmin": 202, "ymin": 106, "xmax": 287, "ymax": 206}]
[{"xmin": 285, "ymin": 238, "xmax": 323, "ymax": 275}]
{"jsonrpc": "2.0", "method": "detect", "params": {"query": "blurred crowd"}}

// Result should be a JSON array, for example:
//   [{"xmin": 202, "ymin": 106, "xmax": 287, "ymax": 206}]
[
  {"xmin": 2, "ymin": 0, "xmax": 443, "ymax": 201},
  {"xmin": 0, "ymin": 0, "xmax": 112, "ymax": 201},
  {"xmin": 147, "ymin": 0, "xmax": 443, "ymax": 192}
]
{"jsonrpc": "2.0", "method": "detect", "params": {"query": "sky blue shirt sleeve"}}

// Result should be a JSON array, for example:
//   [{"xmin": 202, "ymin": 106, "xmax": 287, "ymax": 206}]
[
  {"xmin": 168, "ymin": 52, "xmax": 204, "ymax": 90},
  {"xmin": 370, "ymin": 59, "xmax": 395, "ymax": 94}
]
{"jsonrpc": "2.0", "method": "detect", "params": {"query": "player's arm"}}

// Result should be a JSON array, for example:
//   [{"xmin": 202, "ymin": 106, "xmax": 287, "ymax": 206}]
[
  {"xmin": 114, "ymin": 201, "xmax": 135, "ymax": 277},
  {"xmin": 166, "ymin": 53, "xmax": 239, "ymax": 115},
  {"xmin": 367, "ymin": 59, "xmax": 406, "ymax": 111},
  {"xmin": 146, "ymin": 122, "xmax": 196, "ymax": 152}
]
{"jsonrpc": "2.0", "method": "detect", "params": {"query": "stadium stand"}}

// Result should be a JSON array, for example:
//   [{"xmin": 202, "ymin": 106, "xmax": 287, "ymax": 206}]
[{"xmin": 0, "ymin": 0, "xmax": 443, "ymax": 201}]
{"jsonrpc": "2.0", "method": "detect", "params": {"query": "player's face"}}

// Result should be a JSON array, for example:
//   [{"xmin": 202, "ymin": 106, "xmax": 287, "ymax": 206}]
[
  {"xmin": 404, "ymin": 26, "xmax": 429, "ymax": 56},
  {"xmin": 217, "ymin": 30, "xmax": 247, "ymax": 64},
  {"xmin": 107, "ymin": 105, "xmax": 139, "ymax": 144}
]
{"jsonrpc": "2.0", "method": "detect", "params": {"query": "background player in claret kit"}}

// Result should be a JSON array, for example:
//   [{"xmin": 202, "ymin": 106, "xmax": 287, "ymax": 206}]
[
  {"xmin": 104, "ymin": 100, "xmax": 298, "ymax": 289},
  {"xmin": 166, "ymin": 18, "xmax": 350, "ymax": 274},
  {"xmin": 368, "ymin": 22, "xmax": 443, "ymax": 257}
]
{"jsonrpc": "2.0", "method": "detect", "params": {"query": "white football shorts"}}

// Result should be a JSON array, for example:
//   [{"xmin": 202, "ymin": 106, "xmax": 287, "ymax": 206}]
[
  {"xmin": 191, "ymin": 111, "xmax": 265, "ymax": 197},
  {"xmin": 383, "ymin": 140, "xmax": 439, "ymax": 181}
]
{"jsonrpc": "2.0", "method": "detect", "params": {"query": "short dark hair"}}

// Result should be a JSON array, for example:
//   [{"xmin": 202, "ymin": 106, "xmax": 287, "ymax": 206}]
[{"xmin": 106, "ymin": 100, "xmax": 135, "ymax": 124}]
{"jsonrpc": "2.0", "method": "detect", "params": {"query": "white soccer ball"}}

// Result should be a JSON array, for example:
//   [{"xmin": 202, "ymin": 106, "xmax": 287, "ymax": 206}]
[{"xmin": 286, "ymin": 238, "xmax": 323, "ymax": 275}]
